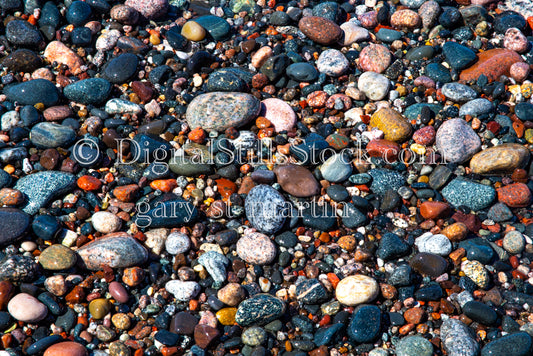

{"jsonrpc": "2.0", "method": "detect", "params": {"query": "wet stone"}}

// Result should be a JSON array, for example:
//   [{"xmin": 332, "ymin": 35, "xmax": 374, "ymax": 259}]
[
  {"xmin": 245, "ymin": 185, "xmax": 287, "ymax": 234},
  {"xmin": 64, "ymin": 78, "xmax": 112, "ymax": 105},
  {"xmin": 298, "ymin": 16, "xmax": 342, "ymax": 45},
  {"xmin": 235, "ymin": 294, "xmax": 285, "ymax": 326},
  {"xmin": 39, "ymin": 244, "xmax": 76, "ymax": 270},
  {"xmin": 296, "ymin": 279, "xmax": 328, "ymax": 304},
  {"xmin": 442, "ymin": 178, "xmax": 496, "ymax": 211},
  {"xmin": 410, "ymin": 253, "xmax": 447, "ymax": 277},
  {"xmin": 5, "ymin": 79, "xmax": 58, "ymax": 106},
  {"xmin": 436, "ymin": 118, "xmax": 481, "ymax": 163}
]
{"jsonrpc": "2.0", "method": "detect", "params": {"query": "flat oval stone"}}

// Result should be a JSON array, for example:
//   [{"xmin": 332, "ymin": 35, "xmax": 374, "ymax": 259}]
[
  {"xmin": 186, "ymin": 92, "xmax": 261, "ymax": 132},
  {"xmin": 5, "ymin": 79, "xmax": 58, "ymax": 106},
  {"xmin": 102, "ymin": 53, "xmax": 139, "ymax": 83},
  {"xmin": 436, "ymin": 118, "xmax": 481, "ymax": 163},
  {"xmin": 370, "ymin": 107, "xmax": 412, "ymax": 142},
  {"xmin": 443, "ymin": 41, "xmax": 477, "ymax": 70},
  {"xmin": 39, "ymin": 244, "xmax": 76, "ymax": 270},
  {"xmin": 1, "ymin": 49, "xmax": 42, "ymax": 72},
  {"xmin": 5, "ymin": 20, "xmax": 43, "ymax": 47},
  {"xmin": 460, "ymin": 48, "xmax": 524, "ymax": 82},
  {"xmin": 459, "ymin": 98, "xmax": 493, "ymax": 117},
  {"xmin": 273, "ymin": 164, "xmax": 320, "ymax": 198},
  {"xmin": 396, "ymin": 336, "xmax": 434, "ymax": 356},
  {"xmin": 260, "ymin": 98, "xmax": 296, "ymax": 132},
  {"xmin": 463, "ymin": 301, "xmax": 498, "ymax": 325},
  {"xmin": 235, "ymin": 294, "xmax": 285, "ymax": 326},
  {"xmin": 0, "ymin": 208, "xmax": 30, "ymax": 245},
  {"xmin": 44, "ymin": 341, "xmax": 88, "ymax": 356},
  {"xmin": 7, "ymin": 293, "xmax": 47, "ymax": 323},
  {"xmin": 298, "ymin": 16, "xmax": 342, "ymax": 45},
  {"xmin": 359, "ymin": 44, "xmax": 392, "ymax": 73},
  {"xmin": 30, "ymin": 122, "xmax": 76, "ymax": 148},
  {"xmin": 441, "ymin": 82, "xmax": 477, "ymax": 102},
  {"xmin": 14, "ymin": 171, "xmax": 76, "ymax": 215},
  {"xmin": 193, "ymin": 16, "xmax": 231, "ymax": 41},
  {"xmin": 236, "ymin": 232, "xmax": 276, "ymax": 265},
  {"xmin": 358, "ymin": 71, "xmax": 390, "ymax": 101},
  {"xmin": 441, "ymin": 177, "xmax": 496, "ymax": 211},
  {"xmin": 336, "ymin": 275, "xmax": 379, "ymax": 306},
  {"xmin": 245, "ymin": 184, "xmax": 287, "ymax": 234},
  {"xmin": 77, "ymin": 232, "xmax": 148, "ymax": 270},
  {"xmin": 348, "ymin": 305, "xmax": 381, "ymax": 343},
  {"xmin": 206, "ymin": 71, "xmax": 246, "ymax": 92},
  {"xmin": 109, "ymin": 281, "xmax": 129, "ymax": 303},
  {"xmin": 480, "ymin": 332, "xmax": 532, "ymax": 356},
  {"xmin": 470, "ymin": 144, "xmax": 529, "ymax": 174},
  {"xmin": 409, "ymin": 252, "xmax": 447, "ymax": 277},
  {"xmin": 286, "ymin": 62, "xmax": 319, "ymax": 82},
  {"xmin": 63, "ymin": 78, "xmax": 112, "ymax": 105}
]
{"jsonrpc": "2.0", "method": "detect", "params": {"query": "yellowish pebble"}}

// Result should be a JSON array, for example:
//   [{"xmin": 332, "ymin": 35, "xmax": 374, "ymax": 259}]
[
  {"xmin": 181, "ymin": 21, "xmax": 206, "ymax": 41},
  {"xmin": 216, "ymin": 308, "xmax": 237, "ymax": 325},
  {"xmin": 418, "ymin": 175, "xmax": 429, "ymax": 183},
  {"xmin": 149, "ymin": 33, "xmax": 160, "ymax": 45},
  {"xmin": 410, "ymin": 143, "xmax": 426, "ymax": 155}
]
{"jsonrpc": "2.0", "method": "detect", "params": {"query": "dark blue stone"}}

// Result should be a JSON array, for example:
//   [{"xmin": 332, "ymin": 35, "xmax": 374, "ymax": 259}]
[
  {"xmin": 286, "ymin": 62, "xmax": 319, "ymax": 82},
  {"xmin": 38, "ymin": 292, "xmax": 62, "ymax": 315},
  {"xmin": 64, "ymin": 78, "xmax": 111, "ymax": 105},
  {"xmin": 32, "ymin": 215, "xmax": 60, "ymax": 240},
  {"xmin": 38, "ymin": 1, "xmax": 60, "ymax": 28},
  {"xmin": 515, "ymin": 102, "xmax": 533, "ymax": 121},
  {"xmin": 442, "ymin": 42, "xmax": 477, "ymax": 70},
  {"xmin": 481, "ymin": 332, "xmax": 532, "ymax": 356},
  {"xmin": 425, "ymin": 62, "xmax": 452, "ymax": 83},
  {"xmin": 206, "ymin": 70, "xmax": 247, "ymax": 92},
  {"xmin": 71, "ymin": 27, "xmax": 92, "ymax": 46},
  {"xmin": 463, "ymin": 301, "xmax": 498, "ymax": 326},
  {"xmin": 5, "ymin": 79, "xmax": 58, "ymax": 106},
  {"xmin": 155, "ymin": 330, "xmax": 180, "ymax": 346},
  {"xmin": 414, "ymin": 283, "xmax": 443, "ymax": 301},
  {"xmin": 493, "ymin": 11, "xmax": 526, "ymax": 34},
  {"xmin": 376, "ymin": 232, "xmax": 410, "ymax": 260},
  {"xmin": 130, "ymin": 134, "xmax": 172, "ymax": 163},
  {"xmin": 194, "ymin": 16, "xmax": 231, "ymax": 40},
  {"xmin": 314, "ymin": 323, "xmax": 344, "ymax": 346},
  {"xmin": 348, "ymin": 305, "xmax": 381, "ymax": 343},
  {"xmin": 26, "ymin": 335, "xmax": 64, "ymax": 355},
  {"xmin": 5, "ymin": 20, "xmax": 43, "ymax": 47},
  {"xmin": 102, "ymin": 53, "xmax": 139, "ymax": 84},
  {"xmin": 66, "ymin": 1, "xmax": 92, "ymax": 26}
]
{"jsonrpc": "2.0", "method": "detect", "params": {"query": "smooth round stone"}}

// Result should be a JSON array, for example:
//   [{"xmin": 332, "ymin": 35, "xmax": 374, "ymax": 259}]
[
  {"xmin": 487, "ymin": 202, "xmax": 513, "ymax": 222},
  {"xmin": 260, "ymin": 98, "xmax": 296, "ymax": 132},
  {"xmin": 463, "ymin": 301, "xmax": 498, "ymax": 325},
  {"xmin": 181, "ymin": 21, "xmax": 206, "ymax": 41},
  {"xmin": 409, "ymin": 253, "xmax": 447, "ymax": 277},
  {"xmin": 245, "ymin": 185, "xmax": 286, "ymax": 234},
  {"xmin": 316, "ymin": 49, "xmax": 349, "ymax": 77},
  {"xmin": 77, "ymin": 233, "xmax": 148, "ymax": 270},
  {"xmin": 170, "ymin": 312, "xmax": 199, "ymax": 334},
  {"xmin": 370, "ymin": 108, "xmax": 412, "ymax": 142},
  {"xmin": 312, "ymin": 1, "xmax": 339, "ymax": 21},
  {"xmin": 165, "ymin": 280, "xmax": 200, "ymax": 301},
  {"xmin": 237, "ymin": 232, "xmax": 276, "ymax": 265},
  {"xmin": 348, "ymin": 305, "xmax": 381, "ymax": 343},
  {"xmin": 459, "ymin": 98, "xmax": 493, "ymax": 117},
  {"xmin": 503, "ymin": 230, "xmax": 525, "ymax": 254},
  {"xmin": 91, "ymin": 211, "xmax": 122, "ymax": 234},
  {"xmin": 296, "ymin": 279, "xmax": 328, "ymax": 304},
  {"xmin": 436, "ymin": 118, "xmax": 480, "ymax": 163},
  {"xmin": 186, "ymin": 92, "xmax": 260, "ymax": 132},
  {"xmin": 39, "ymin": 245, "xmax": 76, "ymax": 270},
  {"xmin": 442, "ymin": 41, "xmax": 477, "ymax": 70},
  {"xmin": 124, "ymin": 0, "xmax": 168, "ymax": 19},
  {"xmin": 335, "ymin": 275, "xmax": 379, "ymax": 306},
  {"xmin": 270, "ymin": 11, "xmax": 290, "ymax": 25},
  {"xmin": 89, "ymin": 298, "xmax": 110, "ymax": 319},
  {"xmin": 441, "ymin": 177, "xmax": 496, "ymax": 211},
  {"xmin": 320, "ymin": 154, "xmax": 352, "ymax": 183},
  {"xmin": 425, "ymin": 62, "xmax": 452, "ymax": 83},
  {"xmin": 5, "ymin": 79, "xmax": 58, "ymax": 106},
  {"xmin": 5, "ymin": 20, "xmax": 43, "ymax": 47},
  {"xmin": 504, "ymin": 28, "xmax": 528, "ymax": 53},
  {"xmin": 102, "ymin": 53, "xmax": 138, "ymax": 84},
  {"xmin": 110, "ymin": 4, "xmax": 139, "ymax": 24},
  {"xmin": 396, "ymin": 336, "xmax": 433, "ymax": 356},
  {"xmin": 235, "ymin": 294, "xmax": 285, "ymax": 326},
  {"xmin": 193, "ymin": 16, "xmax": 231, "ymax": 41},
  {"xmin": 1, "ymin": 49, "xmax": 42, "ymax": 72},
  {"xmin": 441, "ymin": 318, "xmax": 480, "ymax": 356},
  {"xmin": 415, "ymin": 232, "xmax": 452, "ymax": 256},
  {"xmin": 391, "ymin": 9, "xmax": 421, "ymax": 28},
  {"xmin": 461, "ymin": 260, "xmax": 489, "ymax": 288},
  {"xmin": 64, "ymin": 78, "xmax": 112, "ymax": 105},
  {"xmin": 441, "ymin": 83, "xmax": 477, "ymax": 102},
  {"xmin": 14, "ymin": 171, "xmax": 76, "ymax": 215},
  {"xmin": 7, "ymin": 293, "xmax": 47, "ymax": 323},
  {"xmin": 340, "ymin": 22, "xmax": 369, "ymax": 46},
  {"xmin": 217, "ymin": 283, "xmax": 245, "ymax": 306},
  {"xmin": 206, "ymin": 71, "xmax": 246, "ymax": 92},
  {"xmin": 493, "ymin": 11, "xmax": 526, "ymax": 34},
  {"xmin": 0, "ymin": 208, "xmax": 30, "ymax": 246},
  {"xmin": 108, "ymin": 281, "xmax": 129, "ymax": 303},
  {"xmin": 298, "ymin": 16, "xmax": 342, "ymax": 45},
  {"xmin": 376, "ymin": 28, "xmax": 402, "ymax": 42},
  {"xmin": 377, "ymin": 232, "xmax": 410, "ymax": 260},
  {"xmin": 470, "ymin": 144, "xmax": 529, "ymax": 174},
  {"xmin": 274, "ymin": 164, "xmax": 320, "ymax": 198},
  {"xmin": 44, "ymin": 342, "xmax": 87, "ymax": 356},
  {"xmin": 30, "ymin": 122, "xmax": 76, "ymax": 149},
  {"xmin": 326, "ymin": 184, "xmax": 350, "ymax": 202},
  {"xmin": 286, "ymin": 62, "xmax": 319, "ymax": 82},
  {"xmin": 481, "ymin": 332, "xmax": 532, "ymax": 356},
  {"xmin": 242, "ymin": 326, "xmax": 267, "ymax": 346},
  {"xmin": 359, "ymin": 44, "xmax": 391, "ymax": 73},
  {"xmin": 165, "ymin": 231, "xmax": 191, "ymax": 254},
  {"xmin": 358, "ymin": 71, "xmax": 390, "ymax": 101},
  {"xmin": 66, "ymin": 1, "xmax": 92, "ymax": 26},
  {"xmin": 515, "ymin": 102, "xmax": 533, "ymax": 121}
]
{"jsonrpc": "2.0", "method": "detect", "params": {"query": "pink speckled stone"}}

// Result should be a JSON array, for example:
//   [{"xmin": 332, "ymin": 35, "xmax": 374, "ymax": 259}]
[
  {"xmin": 413, "ymin": 126, "xmax": 436, "ymax": 145},
  {"xmin": 358, "ymin": 11, "xmax": 378, "ymax": 28},
  {"xmin": 504, "ymin": 28, "xmax": 529, "ymax": 53},
  {"xmin": 124, "ymin": 0, "xmax": 168, "ymax": 19},
  {"xmin": 510, "ymin": 62, "xmax": 530, "ymax": 82},
  {"xmin": 359, "ymin": 44, "xmax": 391, "ymax": 73},
  {"xmin": 260, "ymin": 98, "xmax": 296, "ymax": 132}
]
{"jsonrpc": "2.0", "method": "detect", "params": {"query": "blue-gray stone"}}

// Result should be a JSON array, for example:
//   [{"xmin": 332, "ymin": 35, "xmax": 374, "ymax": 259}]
[
  {"xmin": 14, "ymin": 171, "xmax": 76, "ymax": 215},
  {"xmin": 312, "ymin": 2, "xmax": 340, "ymax": 22},
  {"xmin": 442, "ymin": 177, "xmax": 496, "ymax": 211},
  {"xmin": 39, "ymin": 1, "xmax": 60, "ymax": 27},
  {"xmin": 348, "ymin": 305, "xmax": 381, "ymax": 343},
  {"xmin": 441, "ymin": 318, "xmax": 480, "ymax": 356},
  {"xmin": 207, "ymin": 70, "xmax": 247, "ymax": 92},
  {"xmin": 443, "ymin": 42, "xmax": 477, "ymax": 70},
  {"xmin": 5, "ymin": 20, "xmax": 43, "ymax": 47},
  {"xmin": 295, "ymin": 279, "xmax": 328, "ymax": 304},
  {"xmin": 377, "ymin": 29, "xmax": 402, "ymax": 43},
  {"xmin": 286, "ymin": 62, "xmax": 319, "ymax": 82},
  {"xmin": 441, "ymin": 83, "xmax": 477, "ymax": 102},
  {"xmin": 245, "ymin": 185, "xmax": 287, "ymax": 234},
  {"xmin": 0, "ymin": 208, "xmax": 30, "ymax": 246},
  {"xmin": 396, "ymin": 336, "xmax": 433, "ymax": 356},
  {"xmin": 64, "ymin": 78, "xmax": 112, "ymax": 105},
  {"xmin": 377, "ymin": 232, "xmax": 410, "ymax": 260},
  {"xmin": 236, "ymin": 294, "xmax": 285, "ymax": 326},
  {"xmin": 30, "ymin": 122, "xmax": 76, "ymax": 148},
  {"xmin": 481, "ymin": 332, "xmax": 532, "ymax": 356},
  {"xmin": 314, "ymin": 323, "xmax": 344, "ymax": 346},
  {"xmin": 194, "ymin": 16, "xmax": 231, "ymax": 40},
  {"xmin": 425, "ymin": 62, "xmax": 452, "ymax": 83},
  {"xmin": 133, "ymin": 195, "xmax": 198, "ymax": 228},
  {"xmin": 320, "ymin": 153, "xmax": 352, "ymax": 182},
  {"xmin": 342, "ymin": 203, "xmax": 367, "ymax": 228},
  {"xmin": 514, "ymin": 102, "xmax": 533, "ymax": 121},
  {"xmin": 102, "ymin": 53, "xmax": 139, "ymax": 84},
  {"xmin": 459, "ymin": 98, "xmax": 493, "ymax": 117},
  {"xmin": 66, "ymin": 1, "xmax": 92, "ymax": 26},
  {"xmin": 368, "ymin": 169, "xmax": 406, "ymax": 196},
  {"xmin": 26, "ymin": 335, "xmax": 63, "ymax": 355},
  {"xmin": 5, "ymin": 79, "xmax": 58, "ymax": 106},
  {"xmin": 198, "ymin": 251, "xmax": 228, "ymax": 287}
]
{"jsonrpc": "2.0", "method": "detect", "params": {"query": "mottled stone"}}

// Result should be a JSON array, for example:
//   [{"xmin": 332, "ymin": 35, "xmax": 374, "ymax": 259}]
[
  {"xmin": 237, "ymin": 232, "xmax": 276, "ymax": 265},
  {"xmin": 274, "ymin": 164, "xmax": 320, "ymax": 198},
  {"xmin": 370, "ymin": 108, "xmax": 412, "ymax": 142},
  {"xmin": 39, "ymin": 244, "xmax": 76, "ymax": 270},
  {"xmin": 359, "ymin": 44, "xmax": 392, "ymax": 73},
  {"xmin": 436, "ymin": 118, "xmax": 481, "ymax": 163},
  {"xmin": 460, "ymin": 48, "xmax": 524, "ymax": 82},
  {"xmin": 336, "ymin": 275, "xmax": 379, "ymax": 306},
  {"xmin": 470, "ymin": 144, "xmax": 529, "ymax": 174},
  {"xmin": 260, "ymin": 98, "xmax": 296, "ymax": 132},
  {"xmin": 497, "ymin": 183, "xmax": 531, "ymax": 208},
  {"xmin": 245, "ymin": 185, "xmax": 287, "ymax": 234},
  {"xmin": 442, "ymin": 177, "xmax": 496, "ymax": 211},
  {"xmin": 44, "ymin": 41, "xmax": 84, "ymax": 75},
  {"xmin": 235, "ymin": 294, "xmax": 285, "ymax": 326},
  {"xmin": 298, "ymin": 16, "xmax": 342, "ymax": 45}
]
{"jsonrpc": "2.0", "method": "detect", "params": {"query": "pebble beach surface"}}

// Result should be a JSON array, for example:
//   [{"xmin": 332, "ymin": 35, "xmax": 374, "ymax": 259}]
[{"xmin": 0, "ymin": 0, "xmax": 532, "ymax": 355}]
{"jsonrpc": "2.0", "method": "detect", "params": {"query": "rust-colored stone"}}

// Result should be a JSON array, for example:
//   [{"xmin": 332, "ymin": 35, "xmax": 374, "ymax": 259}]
[{"xmin": 459, "ymin": 48, "xmax": 523, "ymax": 82}]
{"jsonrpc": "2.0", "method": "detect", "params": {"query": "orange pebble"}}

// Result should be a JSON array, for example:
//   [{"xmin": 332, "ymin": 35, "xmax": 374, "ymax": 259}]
[
  {"xmin": 150, "ymin": 179, "xmax": 178, "ymax": 193},
  {"xmin": 188, "ymin": 127, "xmax": 206, "ymax": 143},
  {"xmin": 77, "ymin": 175, "xmax": 102, "ymax": 191},
  {"xmin": 327, "ymin": 273, "xmax": 340, "ymax": 289}
]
